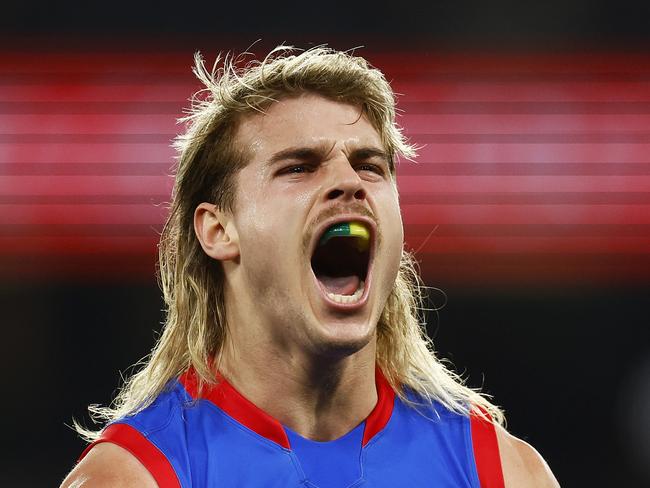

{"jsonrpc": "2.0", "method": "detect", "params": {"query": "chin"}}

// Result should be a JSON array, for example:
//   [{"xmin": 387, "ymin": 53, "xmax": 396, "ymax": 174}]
[{"xmin": 306, "ymin": 315, "xmax": 377, "ymax": 360}]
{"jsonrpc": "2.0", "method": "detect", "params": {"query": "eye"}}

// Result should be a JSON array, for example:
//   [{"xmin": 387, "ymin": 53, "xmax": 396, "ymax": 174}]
[
  {"xmin": 356, "ymin": 162, "xmax": 385, "ymax": 175},
  {"xmin": 280, "ymin": 164, "xmax": 314, "ymax": 175}
]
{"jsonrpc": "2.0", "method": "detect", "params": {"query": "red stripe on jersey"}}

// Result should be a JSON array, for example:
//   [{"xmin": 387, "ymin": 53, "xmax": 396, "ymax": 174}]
[
  {"xmin": 179, "ymin": 368, "xmax": 291, "ymax": 449},
  {"xmin": 78, "ymin": 423, "xmax": 181, "ymax": 488},
  {"xmin": 362, "ymin": 367, "xmax": 396, "ymax": 446},
  {"xmin": 470, "ymin": 412, "xmax": 506, "ymax": 488},
  {"xmin": 179, "ymin": 366, "xmax": 396, "ymax": 450}
]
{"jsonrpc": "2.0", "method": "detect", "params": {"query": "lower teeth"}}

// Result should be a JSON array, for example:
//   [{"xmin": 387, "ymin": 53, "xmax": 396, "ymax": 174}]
[{"xmin": 326, "ymin": 281, "xmax": 365, "ymax": 304}]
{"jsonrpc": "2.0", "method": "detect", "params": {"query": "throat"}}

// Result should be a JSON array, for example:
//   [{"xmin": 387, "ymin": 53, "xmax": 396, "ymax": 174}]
[{"xmin": 317, "ymin": 275, "xmax": 360, "ymax": 296}]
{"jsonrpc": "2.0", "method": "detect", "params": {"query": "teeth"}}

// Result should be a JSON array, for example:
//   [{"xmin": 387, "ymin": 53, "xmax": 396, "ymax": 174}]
[{"xmin": 326, "ymin": 281, "xmax": 365, "ymax": 304}]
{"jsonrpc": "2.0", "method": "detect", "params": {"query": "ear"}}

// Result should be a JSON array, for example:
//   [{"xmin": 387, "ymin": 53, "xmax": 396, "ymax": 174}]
[{"xmin": 194, "ymin": 202, "xmax": 240, "ymax": 261}]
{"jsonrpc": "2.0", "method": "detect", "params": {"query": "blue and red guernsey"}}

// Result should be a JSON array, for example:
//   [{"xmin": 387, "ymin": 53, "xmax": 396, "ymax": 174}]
[{"xmin": 80, "ymin": 368, "xmax": 505, "ymax": 487}]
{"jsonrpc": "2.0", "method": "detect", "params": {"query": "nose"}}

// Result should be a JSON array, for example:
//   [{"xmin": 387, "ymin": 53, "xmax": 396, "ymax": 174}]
[{"xmin": 325, "ymin": 159, "xmax": 366, "ymax": 202}]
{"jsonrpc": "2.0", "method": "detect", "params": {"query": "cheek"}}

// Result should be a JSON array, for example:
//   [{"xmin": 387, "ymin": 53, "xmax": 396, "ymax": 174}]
[
  {"xmin": 240, "ymin": 218, "xmax": 279, "ymax": 260},
  {"xmin": 238, "ymin": 223, "xmax": 284, "ymax": 300},
  {"xmin": 382, "ymin": 192, "xmax": 404, "ymax": 245},
  {"xmin": 237, "ymin": 203, "xmax": 299, "ymax": 274},
  {"xmin": 380, "ymin": 199, "xmax": 404, "ymax": 276}
]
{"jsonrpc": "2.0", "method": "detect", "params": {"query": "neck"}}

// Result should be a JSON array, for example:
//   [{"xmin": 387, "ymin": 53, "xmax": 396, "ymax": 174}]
[{"xmin": 219, "ymin": 333, "xmax": 378, "ymax": 441}]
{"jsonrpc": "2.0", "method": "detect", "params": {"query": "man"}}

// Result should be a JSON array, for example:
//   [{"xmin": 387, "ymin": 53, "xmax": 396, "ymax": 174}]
[{"xmin": 62, "ymin": 46, "xmax": 559, "ymax": 487}]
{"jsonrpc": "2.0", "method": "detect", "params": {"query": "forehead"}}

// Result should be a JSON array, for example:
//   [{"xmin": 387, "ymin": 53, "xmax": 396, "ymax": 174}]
[{"xmin": 233, "ymin": 93, "xmax": 384, "ymax": 161}]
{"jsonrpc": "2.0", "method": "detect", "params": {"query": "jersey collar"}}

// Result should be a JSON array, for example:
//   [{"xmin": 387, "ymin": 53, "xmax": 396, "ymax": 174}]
[{"xmin": 179, "ymin": 366, "xmax": 395, "ymax": 450}]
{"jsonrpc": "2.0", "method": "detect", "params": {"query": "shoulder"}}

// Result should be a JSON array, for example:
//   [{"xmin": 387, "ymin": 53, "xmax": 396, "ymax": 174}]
[
  {"xmin": 62, "ymin": 381, "xmax": 192, "ymax": 488},
  {"xmin": 60, "ymin": 442, "xmax": 157, "ymax": 488},
  {"xmin": 494, "ymin": 423, "xmax": 560, "ymax": 488}
]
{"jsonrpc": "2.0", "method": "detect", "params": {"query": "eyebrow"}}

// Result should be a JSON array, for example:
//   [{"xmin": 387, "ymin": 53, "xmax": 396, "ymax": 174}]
[
  {"xmin": 267, "ymin": 144, "xmax": 331, "ymax": 167},
  {"xmin": 349, "ymin": 147, "xmax": 392, "ymax": 165},
  {"xmin": 267, "ymin": 144, "xmax": 392, "ymax": 168}
]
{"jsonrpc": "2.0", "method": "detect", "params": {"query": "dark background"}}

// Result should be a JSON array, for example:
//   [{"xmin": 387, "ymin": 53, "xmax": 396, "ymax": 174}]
[{"xmin": 1, "ymin": 1, "xmax": 649, "ymax": 486}]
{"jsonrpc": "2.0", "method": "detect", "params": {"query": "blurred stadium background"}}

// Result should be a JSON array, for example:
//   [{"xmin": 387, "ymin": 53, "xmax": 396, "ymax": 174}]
[{"xmin": 1, "ymin": 1, "xmax": 649, "ymax": 486}]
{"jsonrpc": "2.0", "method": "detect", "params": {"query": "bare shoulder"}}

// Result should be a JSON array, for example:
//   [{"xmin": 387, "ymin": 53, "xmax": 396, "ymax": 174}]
[
  {"xmin": 495, "ymin": 424, "xmax": 561, "ymax": 488},
  {"xmin": 60, "ymin": 442, "xmax": 158, "ymax": 488}
]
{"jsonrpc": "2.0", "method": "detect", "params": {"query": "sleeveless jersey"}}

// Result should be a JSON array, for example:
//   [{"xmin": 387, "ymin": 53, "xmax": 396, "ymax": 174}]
[{"xmin": 80, "ymin": 368, "xmax": 505, "ymax": 487}]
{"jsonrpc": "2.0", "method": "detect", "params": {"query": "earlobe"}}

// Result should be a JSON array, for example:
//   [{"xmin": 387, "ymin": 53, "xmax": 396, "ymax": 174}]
[{"xmin": 194, "ymin": 203, "xmax": 240, "ymax": 261}]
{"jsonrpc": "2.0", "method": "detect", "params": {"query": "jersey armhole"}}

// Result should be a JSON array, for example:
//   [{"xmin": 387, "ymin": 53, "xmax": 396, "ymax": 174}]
[
  {"xmin": 470, "ymin": 412, "xmax": 506, "ymax": 488},
  {"xmin": 78, "ymin": 423, "xmax": 181, "ymax": 488}
]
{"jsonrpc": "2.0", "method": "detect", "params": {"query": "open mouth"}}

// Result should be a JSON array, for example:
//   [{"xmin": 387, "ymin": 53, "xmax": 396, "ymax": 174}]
[{"xmin": 310, "ymin": 221, "xmax": 371, "ymax": 305}]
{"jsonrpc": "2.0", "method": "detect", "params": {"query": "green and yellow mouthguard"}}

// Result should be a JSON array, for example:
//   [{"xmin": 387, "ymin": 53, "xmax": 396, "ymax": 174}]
[{"xmin": 319, "ymin": 221, "xmax": 370, "ymax": 252}]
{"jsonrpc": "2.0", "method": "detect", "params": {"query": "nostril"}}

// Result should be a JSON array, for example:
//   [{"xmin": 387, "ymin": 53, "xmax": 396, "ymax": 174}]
[
  {"xmin": 327, "ymin": 188, "xmax": 366, "ymax": 200},
  {"xmin": 327, "ymin": 189, "xmax": 344, "ymax": 200}
]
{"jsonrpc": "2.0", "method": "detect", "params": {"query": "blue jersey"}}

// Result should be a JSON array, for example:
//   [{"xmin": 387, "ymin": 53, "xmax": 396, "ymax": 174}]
[{"xmin": 80, "ymin": 368, "xmax": 504, "ymax": 487}]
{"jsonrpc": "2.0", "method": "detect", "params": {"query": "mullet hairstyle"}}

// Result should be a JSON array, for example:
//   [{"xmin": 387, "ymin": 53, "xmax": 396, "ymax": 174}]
[{"xmin": 78, "ymin": 46, "xmax": 503, "ymax": 441}]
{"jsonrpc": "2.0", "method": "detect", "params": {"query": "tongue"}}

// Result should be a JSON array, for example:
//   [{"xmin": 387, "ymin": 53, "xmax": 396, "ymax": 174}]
[{"xmin": 317, "ymin": 275, "xmax": 360, "ymax": 295}]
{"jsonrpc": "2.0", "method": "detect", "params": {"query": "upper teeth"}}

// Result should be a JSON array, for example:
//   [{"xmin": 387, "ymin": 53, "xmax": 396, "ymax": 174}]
[{"xmin": 326, "ymin": 280, "xmax": 365, "ymax": 304}]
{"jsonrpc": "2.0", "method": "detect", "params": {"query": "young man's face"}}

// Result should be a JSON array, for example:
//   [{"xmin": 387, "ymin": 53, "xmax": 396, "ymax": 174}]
[{"xmin": 227, "ymin": 93, "xmax": 403, "ymax": 359}]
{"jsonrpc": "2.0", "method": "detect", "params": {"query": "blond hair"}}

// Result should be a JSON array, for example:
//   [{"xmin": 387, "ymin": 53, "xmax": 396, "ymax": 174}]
[{"xmin": 78, "ymin": 46, "xmax": 502, "ymax": 440}]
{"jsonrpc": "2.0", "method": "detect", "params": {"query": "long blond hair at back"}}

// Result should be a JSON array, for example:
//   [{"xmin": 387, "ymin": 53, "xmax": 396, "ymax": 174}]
[{"xmin": 77, "ymin": 46, "xmax": 503, "ymax": 441}]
